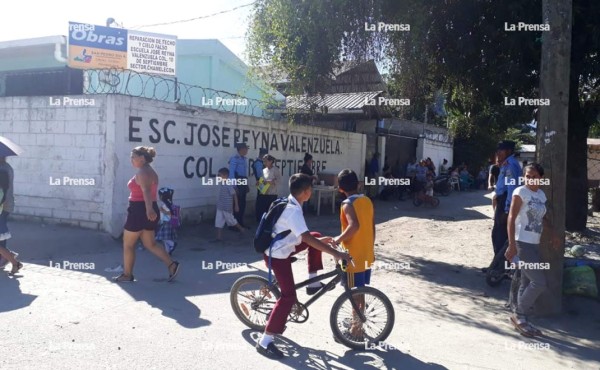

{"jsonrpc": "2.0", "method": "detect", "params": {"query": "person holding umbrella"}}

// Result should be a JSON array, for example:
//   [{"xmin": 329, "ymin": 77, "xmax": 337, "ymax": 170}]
[{"xmin": 0, "ymin": 136, "xmax": 23, "ymax": 274}]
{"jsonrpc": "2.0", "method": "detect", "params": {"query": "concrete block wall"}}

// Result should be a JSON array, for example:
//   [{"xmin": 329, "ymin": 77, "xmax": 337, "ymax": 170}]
[{"xmin": 0, "ymin": 95, "xmax": 106, "ymax": 229}]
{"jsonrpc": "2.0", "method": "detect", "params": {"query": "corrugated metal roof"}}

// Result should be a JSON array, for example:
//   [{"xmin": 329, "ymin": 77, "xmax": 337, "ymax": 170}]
[{"xmin": 285, "ymin": 91, "xmax": 383, "ymax": 114}]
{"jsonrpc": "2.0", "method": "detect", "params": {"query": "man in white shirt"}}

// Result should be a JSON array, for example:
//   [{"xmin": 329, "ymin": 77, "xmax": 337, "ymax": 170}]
[{"xmin": 256, "ymin": 173, "xmax": 350, "ymax": 359}]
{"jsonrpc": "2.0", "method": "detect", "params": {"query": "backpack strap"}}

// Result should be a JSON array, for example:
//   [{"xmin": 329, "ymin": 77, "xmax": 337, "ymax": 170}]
[{"xmin": 267, "ymin": 230, "xmax": 291, "ymax": 285}]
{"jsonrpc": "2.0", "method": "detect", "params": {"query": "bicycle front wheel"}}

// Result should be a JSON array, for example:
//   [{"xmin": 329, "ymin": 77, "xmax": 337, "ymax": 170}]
[
  {"xmin": 330, "ymin": 286, "xmax": 395, "ymax": 350},
  {"xmin": 230, "ymin": 275, "xmax": 281, "ymax": 331}
]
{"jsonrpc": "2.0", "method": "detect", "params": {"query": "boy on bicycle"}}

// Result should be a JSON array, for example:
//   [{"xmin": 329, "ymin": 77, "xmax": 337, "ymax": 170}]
[
  {"xmin": 257, "ymin": 173, "xmax": 350, "ymax": 359},
  {"xmin": 332, "ymin": 169, "xmax": 375, "ymax": 339}
]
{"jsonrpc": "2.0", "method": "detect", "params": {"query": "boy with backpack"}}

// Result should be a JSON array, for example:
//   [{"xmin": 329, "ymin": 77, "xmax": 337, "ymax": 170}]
[
  {"xmin": 332, "ymin": 169, "xmax": 375, "ymax": 339},
  {"xmin": 255, "ymin": 173, "xmax": 350, "ymax": 359}
]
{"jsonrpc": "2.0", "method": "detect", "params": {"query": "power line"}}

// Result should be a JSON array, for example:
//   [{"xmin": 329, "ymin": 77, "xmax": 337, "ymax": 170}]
[{"xmin": 131, "ymin": 1, "xmax": 257, "ymax": 29}]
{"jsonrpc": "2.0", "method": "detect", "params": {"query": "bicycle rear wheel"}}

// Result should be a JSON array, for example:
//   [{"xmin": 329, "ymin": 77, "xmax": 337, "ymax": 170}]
[
  {"xmin": 330, "ymin": 286, "xmax": 395, "ymax": 350},
  {"xmin": 230, "ymin": 275, "xmax": 281, "ymax": 331}
]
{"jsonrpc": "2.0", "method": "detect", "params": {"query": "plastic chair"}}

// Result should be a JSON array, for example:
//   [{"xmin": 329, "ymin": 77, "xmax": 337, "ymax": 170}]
[{"xmin": 449, "ymin": 177, "xmax": 460, "ymax": 191}]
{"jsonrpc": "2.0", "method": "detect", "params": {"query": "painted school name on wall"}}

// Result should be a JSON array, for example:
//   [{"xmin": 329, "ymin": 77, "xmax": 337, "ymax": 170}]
[
  {"xmin": 128, "ymin": 116, "xmax": 341, "ymax": 178},
  {"xmin": 128, "ymin": 116, "xmax": 343, "ymax": 154}
]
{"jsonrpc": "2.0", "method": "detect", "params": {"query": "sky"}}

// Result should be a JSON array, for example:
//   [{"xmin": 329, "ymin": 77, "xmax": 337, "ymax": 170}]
[{"xmin": 0, "ymin": 0, "xmax": 254, "ymax": 62}]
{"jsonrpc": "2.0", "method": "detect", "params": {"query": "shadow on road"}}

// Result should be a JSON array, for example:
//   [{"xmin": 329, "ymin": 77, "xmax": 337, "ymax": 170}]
[
  {"xmin": 374, "ymin": 253, "xmax": 600, "ymax": 365},
  {"xmin": 240, "ymin": 329, "xmax": 448, "ymax": 369},
  {"xmin": 0, "ymin": 273, "xmax": 37, "ymax": 313}
]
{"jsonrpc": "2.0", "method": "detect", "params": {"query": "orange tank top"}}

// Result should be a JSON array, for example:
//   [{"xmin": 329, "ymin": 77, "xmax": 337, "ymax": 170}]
[{"xmin": 340, "ymin": 194, "xmax": 375, "ymax": 273}]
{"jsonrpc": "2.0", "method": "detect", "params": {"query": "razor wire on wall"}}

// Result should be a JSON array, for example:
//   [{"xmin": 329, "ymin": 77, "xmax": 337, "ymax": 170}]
[{"xmin": 83, "ymin": 69, "xmax": 284, "ymax": 119}]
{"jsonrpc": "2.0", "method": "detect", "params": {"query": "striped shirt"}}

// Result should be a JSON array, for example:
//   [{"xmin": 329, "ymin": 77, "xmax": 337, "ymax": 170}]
[
  {"xmin": 217, "ymin": 184, "xmax": 236, "ymax": 213},
  {"xmin": 229, "ymin": 154, "xmax": 248, "ymax": 179}
]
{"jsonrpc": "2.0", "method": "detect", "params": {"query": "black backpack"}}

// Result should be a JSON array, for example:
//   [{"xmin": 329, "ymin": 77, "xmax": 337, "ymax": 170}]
[{"xmin": 254, "ymin": 197, "xmax": 291, "ymax": 253}]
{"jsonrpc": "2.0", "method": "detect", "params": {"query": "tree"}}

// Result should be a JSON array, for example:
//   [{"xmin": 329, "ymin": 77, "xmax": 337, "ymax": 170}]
[
  {"xmin": 247, "ymin": 0, "xmax": 600, "ymax": 230},
  {"xmin": 535, "ymin": 0, "xmax": 571, "ymax": 315}
]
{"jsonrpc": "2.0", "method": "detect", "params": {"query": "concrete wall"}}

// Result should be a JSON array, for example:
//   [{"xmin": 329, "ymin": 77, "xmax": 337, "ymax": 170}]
[
  {"xmin": 417, "ymin": 138, "xmax": 454, "ymax": 172},
  {"xmin": 0, "ymin": 95, "xmax": 367, "ymax": 237}
]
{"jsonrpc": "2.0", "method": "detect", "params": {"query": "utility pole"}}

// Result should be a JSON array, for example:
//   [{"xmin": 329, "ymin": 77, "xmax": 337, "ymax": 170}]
[{"xmin": 535, "ymin": 0, "xmax": 572, "ymax": 315}]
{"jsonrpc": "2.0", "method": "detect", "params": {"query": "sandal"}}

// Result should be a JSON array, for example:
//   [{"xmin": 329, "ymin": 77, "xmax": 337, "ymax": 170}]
[
  {"xmin": 113, "ymin": 273, "xmax": 134, "ymax": 283},
  {"xmin": 510, "ymin": 316, "xmax": 535, "ymax": 338},
  {"xmin": 527, "ymin": 322, "xmax": 543, "ymax": 336},
  {"xmin": 167, "ymin": 261, "xmax": 180, "ymax": 282},
  {"xmin": 9, "ymin": 261, "xmax": 23, "ymax": 275}
]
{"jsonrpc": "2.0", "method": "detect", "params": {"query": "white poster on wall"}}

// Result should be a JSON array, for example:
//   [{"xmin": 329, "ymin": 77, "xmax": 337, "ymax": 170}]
[{"xmin": 127, "ymin": 31, "xmax": 176, "ymax": 76}]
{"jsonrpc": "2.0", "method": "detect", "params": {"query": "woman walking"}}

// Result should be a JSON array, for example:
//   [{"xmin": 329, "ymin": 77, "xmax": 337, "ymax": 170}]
[
  {"xmin": 113, "ymin": 146, "xmax": 180, "ymax": 282},
  {"xmin": 505, "ymin": 163, "xmax": 557, "ymax": 337}
]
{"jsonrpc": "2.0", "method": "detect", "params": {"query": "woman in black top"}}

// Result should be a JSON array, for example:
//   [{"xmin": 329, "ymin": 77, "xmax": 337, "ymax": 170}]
[{"xmin": 300, "ymin": 153, "xmax": 319, "ymax": 183}]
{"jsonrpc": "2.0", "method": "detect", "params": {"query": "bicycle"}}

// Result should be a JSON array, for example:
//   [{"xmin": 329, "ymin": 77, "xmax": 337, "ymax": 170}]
[{"xmin": 230, "ymin": 256, "xmax": 395, "ymax": 350}]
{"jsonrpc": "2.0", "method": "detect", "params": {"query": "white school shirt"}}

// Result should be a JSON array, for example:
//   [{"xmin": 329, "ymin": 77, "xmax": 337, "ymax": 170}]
[
  {"xmin": 264, "ymin": 194, "xmax": 309, "ymax": 259},
  {"xmin": 513, "ymin": 186, "xmax": 547, "ymax": 244}
]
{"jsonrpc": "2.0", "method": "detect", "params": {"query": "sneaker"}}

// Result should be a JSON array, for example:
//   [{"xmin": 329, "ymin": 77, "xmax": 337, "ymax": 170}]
[{"xmin": 256, "ymin": 342, "xmax": 284, "ymax": 359}]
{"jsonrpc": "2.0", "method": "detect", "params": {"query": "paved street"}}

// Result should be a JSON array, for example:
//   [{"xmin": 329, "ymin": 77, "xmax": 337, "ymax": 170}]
[{"xmin": 1, "ymin": 191, "xmax": 599, "ymax": 370}]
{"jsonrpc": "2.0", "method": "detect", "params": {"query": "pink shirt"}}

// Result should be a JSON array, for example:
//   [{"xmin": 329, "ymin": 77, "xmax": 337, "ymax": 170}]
[{"xmin": 128, "ymin": 176, "xmax": 158, "ymax": 202}]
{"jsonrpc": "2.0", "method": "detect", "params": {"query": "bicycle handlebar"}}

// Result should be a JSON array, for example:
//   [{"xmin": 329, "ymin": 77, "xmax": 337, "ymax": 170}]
[{"xmin": 329, "ymin": 242, "xmax": 355, "ymax": 271}]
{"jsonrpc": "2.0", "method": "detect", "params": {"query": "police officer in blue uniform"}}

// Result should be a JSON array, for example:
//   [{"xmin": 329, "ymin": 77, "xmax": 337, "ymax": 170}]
[{"xmin": 491, "ymin": 140, "xmax": 522, "ymax": 257}]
